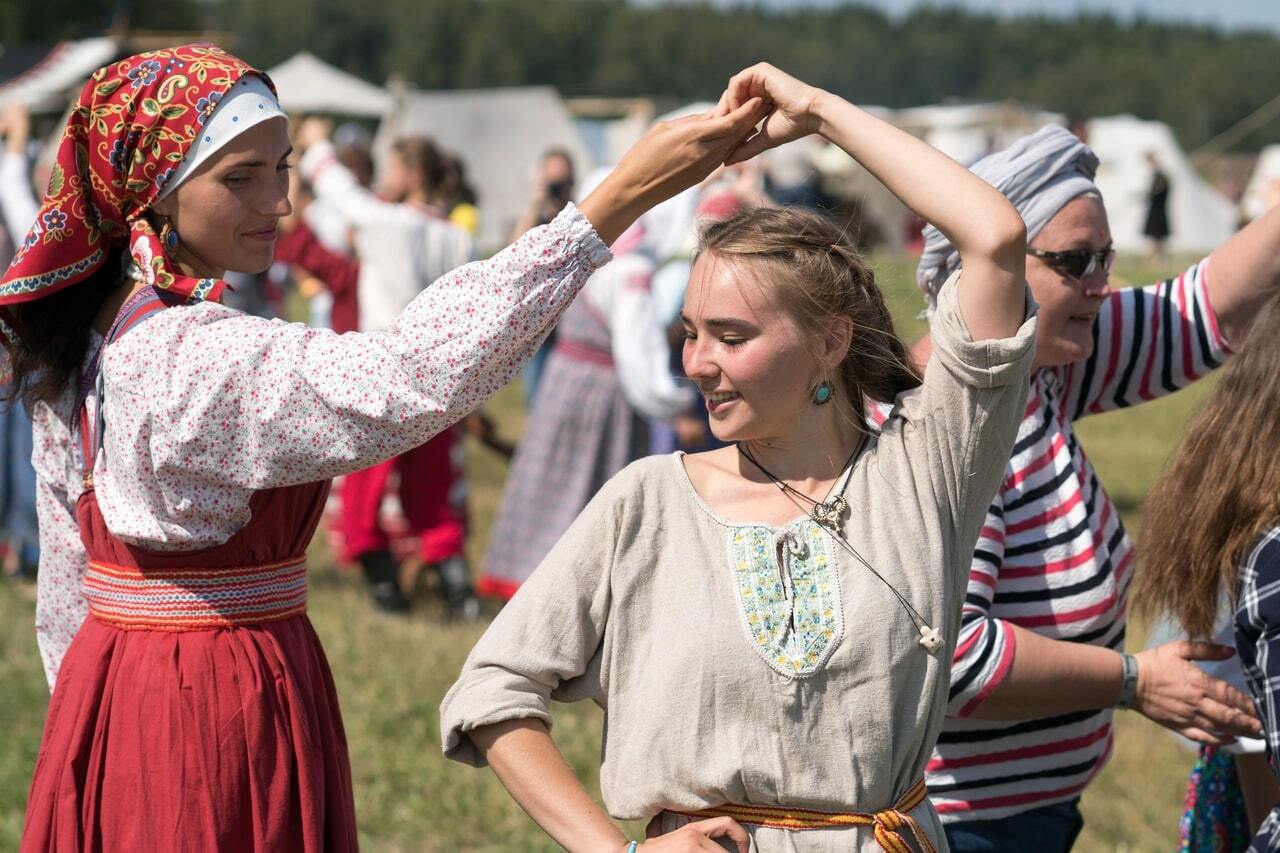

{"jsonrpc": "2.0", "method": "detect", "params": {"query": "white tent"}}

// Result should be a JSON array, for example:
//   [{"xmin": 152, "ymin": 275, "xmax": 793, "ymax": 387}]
[
  {"xmin": 0, "ymin": 38, "xmax": 118, "ymax": 112},
  {"xmin": 1086, "ymin": 115, "xmax": 1236, "ymax": 253},
  {"xmin": 1242, "ymin": 145, "xmax": 1280, "ymax": 222},
  {"xmin": 375, "ymin": 86, "xmax": 590, "ymax": 252},
  {"xmin": 266, "ymin": 52, "xmax": 389, "ymax": 117},
  {"xmin": 892, "ymin": 102, "xmax": 1066, "ymax": 166}
]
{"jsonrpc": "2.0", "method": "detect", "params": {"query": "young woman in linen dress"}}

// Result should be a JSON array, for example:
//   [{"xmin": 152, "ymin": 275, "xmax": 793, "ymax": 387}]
[{"xmin": 441, "ymin": 63, "xmax": 1037, "ymax": 853}]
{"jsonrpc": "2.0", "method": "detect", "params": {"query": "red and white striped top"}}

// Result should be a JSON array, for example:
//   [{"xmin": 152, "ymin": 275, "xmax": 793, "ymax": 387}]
[{"xmin": 873, "ymin": 259, "xmax": 1231, "ymax": 822}]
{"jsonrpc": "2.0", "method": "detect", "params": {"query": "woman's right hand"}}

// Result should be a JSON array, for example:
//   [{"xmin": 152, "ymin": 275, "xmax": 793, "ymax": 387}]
[
  {"xmin": 639, "ymin": 816, "xmax": 750, "ymax": 853},
  {"xmin": 1132, "ymin": 641, "xmax": 1263, "ymax": 745},
  {"xmin": 580, "ymin": 98, "xmax": 768, "ymax": 246},
  {"xmin": 720, "ymin": 63, "xmax": 827, "ymax": 165}
]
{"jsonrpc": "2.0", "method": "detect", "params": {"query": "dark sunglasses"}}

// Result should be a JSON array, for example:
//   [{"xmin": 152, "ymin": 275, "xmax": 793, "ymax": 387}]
[{"xmin": 1026, "ymin": 246, "xmax": 1115, "ymax": 279}]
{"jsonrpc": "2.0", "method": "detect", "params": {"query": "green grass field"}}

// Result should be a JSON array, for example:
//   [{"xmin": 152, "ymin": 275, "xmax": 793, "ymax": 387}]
[{"xmin": 0, "ymin": 252, "xmax": 1213, "ymax": 850}]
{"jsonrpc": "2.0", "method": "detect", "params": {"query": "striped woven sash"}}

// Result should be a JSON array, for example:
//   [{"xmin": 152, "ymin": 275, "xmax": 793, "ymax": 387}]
[
  {"xmin": 665, "ymin": 778, "xmax": 936, "ymax": 853},
  {"xmin": 83, "ymin": 556, "xmax": 308, "ymax": 631}
]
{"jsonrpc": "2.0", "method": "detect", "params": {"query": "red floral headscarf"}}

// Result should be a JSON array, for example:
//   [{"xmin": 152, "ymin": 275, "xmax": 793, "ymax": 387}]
[{"xmin": 0, "ymin": 43, "xmax": 277, "ymax": 310}]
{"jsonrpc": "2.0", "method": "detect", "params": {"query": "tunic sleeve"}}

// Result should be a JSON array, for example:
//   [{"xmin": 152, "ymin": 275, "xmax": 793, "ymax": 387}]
[
  {"xmin": 1055, "ymin": 259, "xmax": 1231, "ymax": 420},
  {"xmin": 101, "ymin": 204, "xmax": 609, "ymax": 503},
  {"xmin": 300, "ymin": 140, "xmax": 400, "ymax": 230},
  {"xmin": 439, "ymin": 471, "xmax": 628, "ymax": 767},
  {"xmin": 946, "ymin": 494, "xmax": 1019, "ymax": 716},
  {"xmin": 905, "ymin": 269, "xmax": 1037, "ymax": 537},
  {"xmin": 30, "ymin": 397, "xmax": 89, "ymax": 689}
]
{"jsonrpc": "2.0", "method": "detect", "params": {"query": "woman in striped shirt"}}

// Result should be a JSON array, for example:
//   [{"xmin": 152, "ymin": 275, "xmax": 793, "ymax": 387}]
[{"xmin": 903, "ymin": 126, "xmax": 1280, "ymax": 850}]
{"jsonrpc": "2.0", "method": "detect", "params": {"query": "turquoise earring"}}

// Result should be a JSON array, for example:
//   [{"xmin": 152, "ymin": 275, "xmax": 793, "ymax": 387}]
[{"xmin": 813, "ymin": 380, "xmax": 834, "ymax": 405}]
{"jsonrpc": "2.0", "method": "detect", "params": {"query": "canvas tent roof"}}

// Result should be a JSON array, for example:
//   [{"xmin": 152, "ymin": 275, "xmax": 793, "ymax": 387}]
[
  {"xmin": 1085, "ymin": 115, "xmax": 1235, "ymax": 254},
  {"xmin": 887, "ymin": 102, "xmax": 1236, "ymax": 253},
  {"xmin": 0, "ymin": 38, "xmax": 118, "ymax": 112},
  {"xmin": 892, "ymin": 101, "xmax": 1066, "ymax": 166},
  {"xmin": 1243, "ymin": 144, "xmax": 1280, "ymax": 222},
  {"xmin": 266, "ymin": 52, "xmax": 390, "ymax": 117},
  {"xmin": 375, "ymin": 85, "xmax": 590, "ymax": 251}
]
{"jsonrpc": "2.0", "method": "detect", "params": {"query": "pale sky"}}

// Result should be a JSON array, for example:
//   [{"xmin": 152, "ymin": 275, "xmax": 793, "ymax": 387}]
[{"xmin": 638, "ymin": 0, "xmax": 1280, "ymax": 33}]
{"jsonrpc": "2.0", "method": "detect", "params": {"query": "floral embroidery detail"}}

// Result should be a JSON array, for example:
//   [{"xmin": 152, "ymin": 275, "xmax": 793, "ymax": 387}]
[
  {"xmin": 40, "ymin": 208, "xmax": 69, "ymax": 243},
  {"xmin": 729, "ymin": 521, "xmax": 844, "ymax": 677},
  {"xmin": 127, "ymin": 60, "xmax": 162, "ymax": 89},
  {"xmin": 108, "ymin": 130, "xmax": 142, "ymax": 174},
  {"xmin": 155, "ymin": 166, "xmax": 175, "ymax": 192},
  {"xmin": 194, "ymin": 91, "xmax": 222, "ymax": 126},
  {"xmin": 108, "ymin": 139, "xmax": 129, "ymax": 172},
  {"xmin": 20, "ymin": 222, "xmax": 41, "ymax": 253},
  {"xmin": 130, "ymin": 235, "xmax": 156, "ymax": 286}
]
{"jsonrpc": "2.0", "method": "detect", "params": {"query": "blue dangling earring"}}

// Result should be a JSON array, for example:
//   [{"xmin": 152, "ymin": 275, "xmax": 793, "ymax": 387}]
[
  {"xmin": 159, "ymin": 220, "xmax": 180, "ymax": 252},
  {"xmin": 813, "ymin": 379, "xmax": 834, "ymax": 406}
]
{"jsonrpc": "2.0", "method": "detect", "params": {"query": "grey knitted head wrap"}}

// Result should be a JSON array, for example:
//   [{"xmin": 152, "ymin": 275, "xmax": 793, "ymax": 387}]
[{"xmin": 916, "ymin": 124, "xmax": 1100, "ymax": 310}]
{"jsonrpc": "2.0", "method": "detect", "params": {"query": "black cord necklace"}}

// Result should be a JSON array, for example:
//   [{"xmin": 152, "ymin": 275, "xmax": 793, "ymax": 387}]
[
  {"xmin": 738, "ymin": 441, "xmax": 858, "ymax": 537},
  {"xmin": 736, "ymin": 440, "xmax": 944, "ymax": 654}
]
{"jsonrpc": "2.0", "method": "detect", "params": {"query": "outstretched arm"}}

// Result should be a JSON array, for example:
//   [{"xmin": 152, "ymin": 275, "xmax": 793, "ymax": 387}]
[
  {"xmin": 722, "ymin": 63, "xmax": 1026, "ymax": 341},
  {"xmin": 1204, "ymin": 202, "xmax": 1280, "ymax": 347}
]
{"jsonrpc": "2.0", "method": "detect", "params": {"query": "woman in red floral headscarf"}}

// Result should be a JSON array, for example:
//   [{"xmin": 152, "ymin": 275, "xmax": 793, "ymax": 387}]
[{"xmin": 4, "ymin": 43, "xmax": 767, "ymax": 850}]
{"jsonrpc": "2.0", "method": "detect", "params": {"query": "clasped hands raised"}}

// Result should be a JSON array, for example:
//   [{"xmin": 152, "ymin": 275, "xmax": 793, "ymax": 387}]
[{"xmin": 581, "ymin": 63, "xmax": 825, "ymax": 248}]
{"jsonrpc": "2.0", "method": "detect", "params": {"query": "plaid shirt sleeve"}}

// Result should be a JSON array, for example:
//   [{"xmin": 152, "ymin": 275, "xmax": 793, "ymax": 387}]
[{"xmin": 1233, "ymin": 526, "xmax": 1280, "ymax": 853}]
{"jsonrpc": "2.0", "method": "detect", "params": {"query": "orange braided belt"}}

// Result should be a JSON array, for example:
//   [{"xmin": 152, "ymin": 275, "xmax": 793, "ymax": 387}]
[{"xmin": 664, "ymin": 778, "xmax": 936, "ymax": 853}]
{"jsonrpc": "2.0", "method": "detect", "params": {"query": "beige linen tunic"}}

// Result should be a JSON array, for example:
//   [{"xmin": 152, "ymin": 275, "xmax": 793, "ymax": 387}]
[{"xmin": 441, "ymin": 272, "xmax": 1037, "ymax": 852}]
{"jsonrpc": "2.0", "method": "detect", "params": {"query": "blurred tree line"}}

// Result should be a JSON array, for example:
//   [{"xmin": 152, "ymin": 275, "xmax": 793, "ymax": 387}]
[{"xmin": 7, "ymin": 0, "xmax": 1279, "ymax": 151}]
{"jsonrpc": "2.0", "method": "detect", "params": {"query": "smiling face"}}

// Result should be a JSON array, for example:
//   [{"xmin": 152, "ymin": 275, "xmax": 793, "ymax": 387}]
[
  {"xmin": 1027, "ymin": 194, "xmax": 1114, "ymax": 369},
  {"xmin": 681, "ymin": 252, "xmax": 829, "ymax": 442},
  {"xmin": 150, "ymin": 117, "xmax": 292, "ymax": 278}
]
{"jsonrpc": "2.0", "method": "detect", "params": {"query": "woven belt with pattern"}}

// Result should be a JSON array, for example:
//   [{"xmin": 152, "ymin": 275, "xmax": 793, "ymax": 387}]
[{"xmin": 83, "ymin": 557, "xmax": 308, "ymax": 631}]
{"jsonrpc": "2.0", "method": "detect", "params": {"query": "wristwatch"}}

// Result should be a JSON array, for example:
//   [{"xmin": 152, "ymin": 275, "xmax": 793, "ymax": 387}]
[{"xmin": 1115, "ymin": 652, "xmax": 1139, "ymax": 709}]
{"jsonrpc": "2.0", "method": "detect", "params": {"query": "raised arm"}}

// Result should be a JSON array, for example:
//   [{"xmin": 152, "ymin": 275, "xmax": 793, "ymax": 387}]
[
  {"xmin": 109, "ymin": 102, "xmax": 770, "ymax": 496},
  {"xmin": 722, "ymin": 63, "xmax": 1026, "ymax": 340},
  {"xmin": 0, "ymin": 103, "xmax": 38, "ymax": 239},
  {"xmin": 1203, "ymin": 202, "xmax": 1280, "ymax": 346}
]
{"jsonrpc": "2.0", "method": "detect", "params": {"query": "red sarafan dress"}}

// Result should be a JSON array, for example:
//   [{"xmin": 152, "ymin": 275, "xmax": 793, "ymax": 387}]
[{"xmin": 21, "ymin": 292, "xmax": 358, "ymax": 851}]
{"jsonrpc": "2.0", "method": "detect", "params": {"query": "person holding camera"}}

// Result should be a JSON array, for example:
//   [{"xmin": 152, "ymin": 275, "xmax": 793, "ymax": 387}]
[{"xmin": 513, "ymin": 148, "xmax": 579, "ymax": 406}]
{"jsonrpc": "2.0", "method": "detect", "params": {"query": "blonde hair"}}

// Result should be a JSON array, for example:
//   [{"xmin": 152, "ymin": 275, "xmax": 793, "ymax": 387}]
[{"xmin": 696, "ymin": 207, "xmax": 921, "ymax": 424}]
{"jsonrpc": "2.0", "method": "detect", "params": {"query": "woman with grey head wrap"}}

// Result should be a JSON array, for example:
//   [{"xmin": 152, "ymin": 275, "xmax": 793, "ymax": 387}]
[
  {"xmin": 917, "ymin": 125, "xmax": 1099, "ymax": 311},
  {"xmin": 901, "ymin": 123, "xmax": 1280, "ymax": 851}
]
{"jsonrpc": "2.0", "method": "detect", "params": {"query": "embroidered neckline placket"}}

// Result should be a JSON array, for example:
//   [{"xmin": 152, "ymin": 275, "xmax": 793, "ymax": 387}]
[{"xmin": 729, "ymin": 519, "xmax": 846, "ymax": 678}]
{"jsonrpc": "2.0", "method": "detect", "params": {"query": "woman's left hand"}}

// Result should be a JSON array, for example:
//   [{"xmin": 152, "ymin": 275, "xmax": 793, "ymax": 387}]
[
  {"xmin": 580, "ymin": 97, "xmax": 768, "ymax": 246},
  {"xmin": 719, "ymin": 63, "xmax": 827, "ymax": 165}
]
